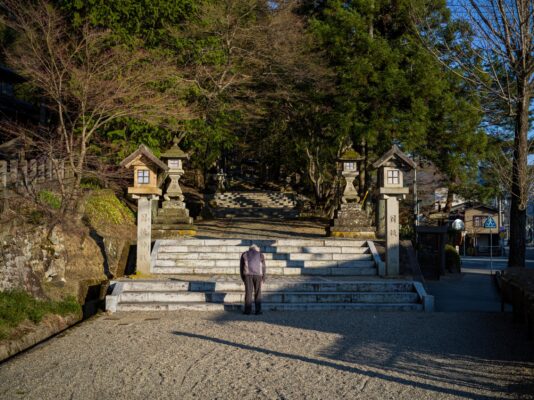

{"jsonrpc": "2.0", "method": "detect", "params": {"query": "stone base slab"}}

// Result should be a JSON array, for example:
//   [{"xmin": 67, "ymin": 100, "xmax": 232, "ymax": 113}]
[{"xmin": 328, "ymin": 230, "xmax": 376, "ymax": 239}]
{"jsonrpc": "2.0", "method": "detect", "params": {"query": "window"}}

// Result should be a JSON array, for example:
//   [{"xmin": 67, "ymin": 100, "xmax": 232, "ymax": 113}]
[
  {"xmin": 473, "ymin": 215, "xmax": 485, "ymax": 227},
  {"xmin": 137, "ymin": 169, "xmax": 150, "ymax": 184},
  {"xmin": 344, "ymin": 162, "xmax": 356, "ymax": 171},
  {"xmin": 387, "ymin": 169, "xmax": 400, "ymax": 185},
  {"xmin": 168, "ymin": 159, "xmax": 180, "ymax": 169}
]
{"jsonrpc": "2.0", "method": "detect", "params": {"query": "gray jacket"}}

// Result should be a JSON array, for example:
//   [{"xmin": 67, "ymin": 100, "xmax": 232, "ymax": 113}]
[{"xmin": 240, "ymin": 247, "xmax": 266, "ymax": 277}]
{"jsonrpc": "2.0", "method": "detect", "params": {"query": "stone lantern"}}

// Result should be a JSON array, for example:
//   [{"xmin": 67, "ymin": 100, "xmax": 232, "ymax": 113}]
[
  {"xmin": 372, "ymin": 145, "xmax": 416, "ymax": 276},
  {"xmin": 160, "ymin": 137, "xmax": 188, "ymax": 207},
  {"xmin": 339, "ymin": 148, "xmax": 363, "ymax": 203},
  {"xmin": 120, "ymin": 145, "xmax": 169, "ymax": 274},
  {"xmin": 329, "ymin": 148, "xmax": 375, "ymax": 239},
  {"xmin": 153, "ymin": 137, "xmax": 195, "ymax": 237}
]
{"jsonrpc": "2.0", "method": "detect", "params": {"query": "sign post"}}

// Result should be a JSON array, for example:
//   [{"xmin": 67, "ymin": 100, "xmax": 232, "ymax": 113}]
[{"xmin": 484, "ymin": 215, "xmax": 497, "ymax": 270}]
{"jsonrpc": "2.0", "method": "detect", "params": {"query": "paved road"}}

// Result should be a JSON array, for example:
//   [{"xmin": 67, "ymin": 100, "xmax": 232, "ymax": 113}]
[
  {"xmin": 0, "ymin": 311, "xmax": 533, "ymax": 400},
  {"xmin": 461, "ymin": 247, "xmax": 534, "ymax": 272},
  {"xmin": 426, "ymin": 273, "xmax": 506, "ymax": 312}
]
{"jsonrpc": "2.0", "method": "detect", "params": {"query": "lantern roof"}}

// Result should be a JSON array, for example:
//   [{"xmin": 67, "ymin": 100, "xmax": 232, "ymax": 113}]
[
  {"xmin": 161, "ymin": 137, "xmax": 188, "ymax": 159},
  {"xmin": 120, "ymin": 144, "xmax": 169, "ymax": 172},
  {"xmin": 339, "ymin": 148, "xmax": 363, "ymax": 161},
  {"xmin": 372, "ymin": 144, "xmax": 416, "ymax": 169}
]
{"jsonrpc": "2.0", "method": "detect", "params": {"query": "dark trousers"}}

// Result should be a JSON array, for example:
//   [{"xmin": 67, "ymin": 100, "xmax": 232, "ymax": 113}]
[{"xmin": 243, "ymin": 275, "xmax": 262, "ymax": 314}]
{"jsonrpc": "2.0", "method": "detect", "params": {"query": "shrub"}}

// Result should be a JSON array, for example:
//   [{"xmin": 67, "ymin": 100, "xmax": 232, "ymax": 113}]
[
  {"xmin": 400, "ymin": 224, "xmax": 414, "ymax": 240},
  {"xmin": 445, "ymin": 244, "xmax": 461, "ymax": 273}
]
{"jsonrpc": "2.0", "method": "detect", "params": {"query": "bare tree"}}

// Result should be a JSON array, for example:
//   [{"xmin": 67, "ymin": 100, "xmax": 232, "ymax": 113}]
[
  {"xmin": 415, "ymin": 0, "xmax": 534, "ymax": 267},
  {"xmin": 0, "ymin": 0, "xmax": 190, "ymax": 216}
]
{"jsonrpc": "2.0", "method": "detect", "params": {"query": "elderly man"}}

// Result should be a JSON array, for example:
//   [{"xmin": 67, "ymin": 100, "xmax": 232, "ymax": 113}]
[{"xmin": 240, "ymin": 244, "xmax": 267, "ymax": 315}]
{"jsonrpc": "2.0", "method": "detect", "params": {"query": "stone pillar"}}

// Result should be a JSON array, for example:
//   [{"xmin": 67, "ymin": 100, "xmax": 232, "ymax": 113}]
[
  {"xmin": 134, "ymin": 195, "xmax": 157, "ymax": 274},
  {"xmin": 385, "ymin": 195, "xmax": 400, "ymax": 276},
  {"xmin": 0, "ymin": 160, "xmax": 7, "ymax": 213},
  {"xmin": 377, "ymin": 198, "xmax": 386, "ymax": 238}
]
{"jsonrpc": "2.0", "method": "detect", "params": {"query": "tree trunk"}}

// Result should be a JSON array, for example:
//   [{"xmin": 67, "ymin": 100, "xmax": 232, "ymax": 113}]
[
  {"xmin": 358, "ymin": 140, "xmax": 366, "ymax": 199},
  {"xmin": 444, "ymin": 187, "xmax": 454, "ymax": 213},
  {"xmin": 508, "ymin": 87, "xmax": 530, "ymax": 268}
]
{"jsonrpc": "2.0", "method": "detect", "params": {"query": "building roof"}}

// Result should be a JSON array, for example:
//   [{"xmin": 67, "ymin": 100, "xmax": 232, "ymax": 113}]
[
  {"xmin": 450, "ymin": 202, "xmax": 498, "ymax": 213},
  {"xmin": 120, "ymin": 144, "xmax": 169, "ymax": 171},
  {"xmin": 372, "ymin": 144, "xmax": 417, "ymax": 169}
]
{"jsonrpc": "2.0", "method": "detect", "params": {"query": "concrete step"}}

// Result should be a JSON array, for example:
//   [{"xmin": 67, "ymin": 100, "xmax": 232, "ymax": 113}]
[
  {"xmin": 117, "ymin": 302, "xmax": 224, "ymax": 311},
  {"xmin": 154, "ymin": 259, "xmax": 375, "ymax": 269},
  {"xmin": 157, "ymin": 239, "xmax": 367, "ymax": 247},
  {"xmin": 116, "ymin": 302, "xmax": 423, "ymax": 312},
  {"xmin": 118, "ymin": 291, "xmax": 419, "ymax": 304},
  {"xmin": 151, "ymin": 266, "xmax": 377, "ymax": 276},
  {"xmin": 156, "ymin": 252, "xmax": 372, "ymax": 261},
  {"xmin": 157, "ymin": 245, "xmax": 369, "ymax": 254},
  {"xmin": 120, "ymin": 280, "xmax": 416, "ymax": 293}
]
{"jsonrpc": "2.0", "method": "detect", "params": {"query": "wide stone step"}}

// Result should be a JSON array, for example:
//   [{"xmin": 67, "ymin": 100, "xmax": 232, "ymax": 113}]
[
  {"xmin": 151, "ymin": 266, "xmax": 377, "ymax": 276},
  {"xmin": 116, "ymin": 302, "xmax": 423, "ymax": 312},
  {"xmin": 156, "ymin": 252, "xmax": 371, "ymax": 261},
  {"xmin": 157, "ymin": 239, "xmax": 367, "ymax": 247},
  {"xmin": 155, "ymin": 259, "xmax": 375, "ymax": 268},
  {"xmin": 119, "ymin": 291, "xmax": 419, "ymax": 304},
  {"xmin": 120, "ymin": 280, "xmax": 415, "ymax": 293},
  {"xmin": 157, "ymin": 245, "xmax": 369, "ymax": 254},
  {"xmin": 117, "ymin": 302, "xmax": 224, "ymax": 312}
]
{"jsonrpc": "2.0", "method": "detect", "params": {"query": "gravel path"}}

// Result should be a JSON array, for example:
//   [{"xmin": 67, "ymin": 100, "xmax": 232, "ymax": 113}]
[{"xmin": 1, "ymin": 311, "xmax": 533, "ymax": 400}]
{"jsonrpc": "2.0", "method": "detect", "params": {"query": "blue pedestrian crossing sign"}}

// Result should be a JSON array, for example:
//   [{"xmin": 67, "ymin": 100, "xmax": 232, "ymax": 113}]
[{"xmin": 484, "ymin": 216, "xmax": 497, "ymax": 229}]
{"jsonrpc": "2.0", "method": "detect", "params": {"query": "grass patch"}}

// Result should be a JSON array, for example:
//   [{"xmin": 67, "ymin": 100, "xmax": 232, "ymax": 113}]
[
  {"xmin": 84, "ymin": 189, "xmax": 134, "ymax": 228},
  {"xmin": 0, "ymin": 290, "xmax": 81, "ymax": 340},
  {"xmin": 38, "ymin": 190, "xmax": 62, "ymax": 210}
]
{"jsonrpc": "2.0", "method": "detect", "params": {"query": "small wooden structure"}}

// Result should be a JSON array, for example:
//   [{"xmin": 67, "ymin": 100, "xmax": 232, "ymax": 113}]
[{"xmin": 120, "ymin": 144, "xmax": 168, "ymax": 196}]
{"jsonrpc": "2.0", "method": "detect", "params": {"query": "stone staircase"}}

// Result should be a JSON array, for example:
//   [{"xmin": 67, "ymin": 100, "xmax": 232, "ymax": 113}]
[
  {"xmin": 210, "ymin": 191, "xmax": 298, "ymax": 218},
  {"xmin": 152, "ymin": 238, "xmax": 377, "ymax": 276},
  {"xmin": 107, "ymin": 279, "xmax": 428, "ymax": 312},
  {"xmin": 106, "ymin": 238, "xmax": 434, "ymax": 312}
]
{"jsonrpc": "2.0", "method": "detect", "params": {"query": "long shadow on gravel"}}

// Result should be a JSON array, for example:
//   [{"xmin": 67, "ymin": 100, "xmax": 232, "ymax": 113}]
[{"xmin": 205, "ymin": 311, "xmax": 534, "ymax": 399}]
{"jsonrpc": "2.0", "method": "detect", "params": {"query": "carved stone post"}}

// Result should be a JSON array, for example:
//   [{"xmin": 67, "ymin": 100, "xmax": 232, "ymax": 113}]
[
  {"xmin": 120, "ymin": 145, "xmax": 169, "ymax": 275},
  {"xmin": 373, "ymin": 145, "xmax": 416, "ymax": 277}
]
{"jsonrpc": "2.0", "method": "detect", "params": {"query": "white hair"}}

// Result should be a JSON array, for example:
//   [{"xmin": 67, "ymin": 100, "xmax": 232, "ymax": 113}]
[{"xmin": 250, "ymin": 244, "xmax": 260, "ymax": 252}]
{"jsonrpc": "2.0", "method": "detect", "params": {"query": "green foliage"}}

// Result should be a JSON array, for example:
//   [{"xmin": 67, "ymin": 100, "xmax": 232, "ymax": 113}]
[
  {"xmin": 55, "ymin": 0, "xmax": 198, "ymax": 46},
  {"xmin": 0, "ymin": 290, "xmax": 80, "ymax": 340},
  {"xmin": 80, "ymin": 177, "xmax": 103, "ymax": 190},
  {"xmin": 99, "ymin": 118, "xmax": 173, "ymax": 163},
  {"xmin": 84, "ymin": 189, "xmax": 134, "ymax": 228},
  {"xmin": 445, "ymin": 244, "xmax": 461, "ymax": 273},
  {"xmin": 400, "ymin": 224, "xmax": 414, "ymax": 241},
  {"xmin": 38, "ymin": 190, "xmax": 62, "ymax": 210},
  {"xmin": 309, "ymin": 0, "xmax": 448, "ymax": 153},
  {"xmin": 27, "ymin": 210, "xmax": 45, "ymax": 225}
]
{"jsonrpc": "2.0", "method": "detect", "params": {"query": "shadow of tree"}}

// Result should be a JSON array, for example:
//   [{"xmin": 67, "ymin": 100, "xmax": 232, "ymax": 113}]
[{"xmin": 202, "ymin": 311, "xmax": 534, "ymax": 399}]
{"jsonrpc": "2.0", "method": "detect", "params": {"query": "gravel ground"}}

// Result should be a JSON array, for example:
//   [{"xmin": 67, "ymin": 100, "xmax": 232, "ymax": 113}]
[
  {"xmin": 195, "ymin": 218, "xmax": 328, "ymax": 239},
  {"xmin": 0, "ymin": 311, "xmax": 533, "ymax": 400}
]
